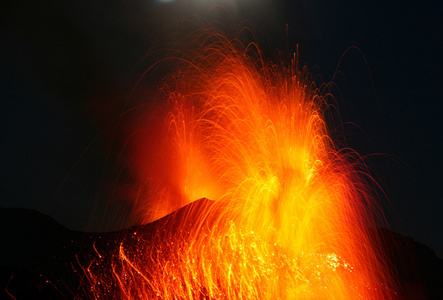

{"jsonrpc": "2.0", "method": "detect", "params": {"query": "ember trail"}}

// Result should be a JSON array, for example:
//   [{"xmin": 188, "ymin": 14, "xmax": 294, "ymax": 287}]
[{"xmin": 84, "ymin": 27, "xmax": 396, "ymax": 299}]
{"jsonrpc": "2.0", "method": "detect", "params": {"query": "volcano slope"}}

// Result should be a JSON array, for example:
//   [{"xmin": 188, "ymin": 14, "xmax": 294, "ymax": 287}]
[{"xmin": 0, "ymin": 199, "xmax": 442, "ymax": 299}]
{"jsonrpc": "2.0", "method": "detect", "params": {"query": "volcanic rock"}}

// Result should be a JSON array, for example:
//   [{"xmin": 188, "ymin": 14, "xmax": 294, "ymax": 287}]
[{"xmin": 1, "ymin": 201, "xmax": 442, "ymax": 299}]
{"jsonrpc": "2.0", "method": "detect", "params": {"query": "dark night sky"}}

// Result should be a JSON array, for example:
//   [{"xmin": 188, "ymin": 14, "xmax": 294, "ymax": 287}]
[{"xmin": 1, "ymin": 1, "xmax": 442, "ymax": 258}]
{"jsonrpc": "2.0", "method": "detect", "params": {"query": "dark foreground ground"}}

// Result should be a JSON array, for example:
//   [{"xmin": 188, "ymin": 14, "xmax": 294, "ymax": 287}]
[{"xmin": 1, "ymin": 200, "xmax": 442, "ymax": 299}]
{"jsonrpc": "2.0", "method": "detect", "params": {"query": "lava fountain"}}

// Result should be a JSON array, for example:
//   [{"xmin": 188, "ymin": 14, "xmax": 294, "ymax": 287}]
[{"xmin": 84, "ymin": 26, "xmax": 397, "ymax": 299}]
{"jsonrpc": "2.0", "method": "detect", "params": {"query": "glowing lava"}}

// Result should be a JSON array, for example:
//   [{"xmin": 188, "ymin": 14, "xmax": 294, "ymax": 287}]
[{"xmin": 84, "ymin": 27, "xmax": 397, "ymax": 299}]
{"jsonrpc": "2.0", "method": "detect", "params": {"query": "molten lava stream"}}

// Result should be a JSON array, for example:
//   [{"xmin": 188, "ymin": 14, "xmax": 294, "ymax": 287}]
[{"xmin": 84, "ymin": 28, "xmax": 397, "ymax": 299}]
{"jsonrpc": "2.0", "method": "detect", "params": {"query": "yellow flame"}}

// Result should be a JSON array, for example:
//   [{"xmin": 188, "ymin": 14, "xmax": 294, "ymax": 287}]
[{"xmin": 84, "ymin": 27, "xmax": 397, "ymax": 299}]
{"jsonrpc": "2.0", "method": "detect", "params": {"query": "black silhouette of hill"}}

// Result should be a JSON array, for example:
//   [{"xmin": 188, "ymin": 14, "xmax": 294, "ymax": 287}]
[{"xmin": 1, "ymin": 200, "xmax": 442, "ymax": 299}]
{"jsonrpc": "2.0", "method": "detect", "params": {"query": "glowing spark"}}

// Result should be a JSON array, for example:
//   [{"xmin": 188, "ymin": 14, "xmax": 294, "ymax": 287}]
[{"xmin": 82, "ymin": 26, "xmax": 397, "ymax": 299}]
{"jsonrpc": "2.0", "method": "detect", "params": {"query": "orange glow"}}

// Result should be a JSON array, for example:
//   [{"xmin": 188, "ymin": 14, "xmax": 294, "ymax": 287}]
[{"xmin": 84, "ymin": 28, "xmax": 397, "ymax": 299}]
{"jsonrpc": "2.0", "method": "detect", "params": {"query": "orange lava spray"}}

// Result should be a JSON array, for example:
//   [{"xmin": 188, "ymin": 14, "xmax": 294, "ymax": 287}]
[{"xmin": 84, "ymin": 26, "xmax": 397, "ymax": 299}]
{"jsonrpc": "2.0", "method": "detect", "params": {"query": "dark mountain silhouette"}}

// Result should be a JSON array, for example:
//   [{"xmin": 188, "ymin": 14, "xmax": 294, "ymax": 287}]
[{"xmin": 1, "ymin": 200, "xmax": 442, "ymax": 299}]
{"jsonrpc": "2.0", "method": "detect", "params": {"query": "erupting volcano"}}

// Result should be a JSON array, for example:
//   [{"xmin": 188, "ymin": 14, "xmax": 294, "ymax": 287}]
[{"xmin": 83, "ymin": 27, "xmax": 397, "ymax": 299}]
